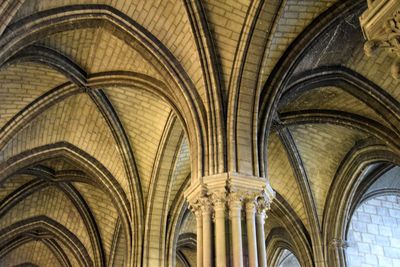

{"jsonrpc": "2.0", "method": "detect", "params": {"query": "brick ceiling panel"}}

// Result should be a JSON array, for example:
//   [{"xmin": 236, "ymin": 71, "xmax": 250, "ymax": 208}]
[
  {"xmin": 40, "ymin": 29, "xmax": 162, "ymax": 79},
  {"xmin": 168, "ymin": 136, "xmax": 191, "ymax": 210},
  {"xmin": 289, "ymin": 124, "xmax": 367, "ymax": 223},
  {"xmin": 289, "ymin": 7, "xmax": 400, "ymax": 103},
  {"xmin": 13, "ymin": 0, "xmax": 207, "ymax": 104},
  {"xmin": 73, "ymin": 182, "xmax": 119, "ymax": 263},
  {"xmin": 280, "ymin": 86, "xmax": 390, "ymax": 128},
  {"xmin": 39, "ymin": 28, "xmax": 97, "ymax": 73},
  {"xmin": 0, "ymin": 186, "xmax": 94, "ymax": 260},
  {"xmin": 260, "ymin": 0, "xmax": 337, "ymax": 86},
  {"xmin": 40, "ymin": 158, "xmax": 79, "ymax": 172},
  {"xmin": 2, "ymin": 1, "xmax": 400, "ymax": 265},
  {"xmin": 0, "ymin": 241, "xmax": 62, "ymax": 267},
  {"xmin": 105, "ymin": 87, "xmax": 171, "ymax": 200},
  {"xmin": 202, "ymin": 0, "xmax": 251, "ymax": 91},
  {"xmin": 0, "ymin": 62, "xmax": 68, "ymax": 128},
  {"xmin": 268, "ymin": 132, "xmax": 309, "ymax": 230},
  {"xmin": 0, "ymin": 174, "xmax": 36, "ymax": 201},
  {"xmin": 346, "ymin": 47, "xmax": 400, "ymax": 102},
  {"xmin": 0, "ymin": 93, "xmax": 131, "ymax": 199}
]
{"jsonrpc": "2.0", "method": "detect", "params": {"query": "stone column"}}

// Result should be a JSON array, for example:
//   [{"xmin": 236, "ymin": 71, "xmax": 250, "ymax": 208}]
[
  {"xmin": 212, "ymin": 192, "xmax": 227, "ymax": 267},
  {"xmin": 229, "ymin": 192, "xmax": 244, "ymax": 267},
  {"xmin": 201, "ymin": 197, "xmax": 213, "ymax": 267},
  {"xmin": 246, "ymin": 199, "xmax": 258, "ymax": 267},
  {"xmin": 184, "ymin": 173, "xmax": 276, "ymax": 267},
  {"xmin": 256, "ymin": 199, "xmax": 268, "ymax": 267},
  {"xmin": 194, "ymin": 207, "xmax": 203, "ymax": 267},
  {"xmin": 188, "ymin": 200, "xmax": 204, "ymax": 267}
]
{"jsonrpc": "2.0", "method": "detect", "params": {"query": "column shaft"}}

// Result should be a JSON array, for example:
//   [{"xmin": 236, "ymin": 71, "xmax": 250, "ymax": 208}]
[
  {"xmin": 215, "ymin": 205, "xmax": 226, "ymax": 267},
  {"xmin": 246, "ymin": 202, "xmax": 258, "ymax": 267},
  {"xmin": 256, "ymin": 212, "xmax": 267, "ymax": 267},
  {"xmin": 202, "ymin": 203, "xmax": 213, "ymax": 266},
  {"xmin": 230, "ymin": 201, "xmax": 243, "ymax": 267},
  {"xmin": 195, "ymin": 210, "xmax": 203, "ymax": 267}
]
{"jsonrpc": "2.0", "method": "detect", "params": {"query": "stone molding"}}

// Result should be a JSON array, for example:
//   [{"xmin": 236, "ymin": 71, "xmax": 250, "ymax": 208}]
[
  {"xmin": 184, "ymin": 172, "xmax": 275, "ymax": 206},
  {"xmin": 360, "ymin": 0, "xmax": 400, "ymax": 78},
  {"xmin": 184, "ymin": 172, "xmax": 276, "ymax": 226}
]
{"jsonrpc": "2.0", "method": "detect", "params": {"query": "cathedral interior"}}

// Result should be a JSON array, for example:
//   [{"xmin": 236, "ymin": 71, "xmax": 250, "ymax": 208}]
[{"xmin": 0, "ymin": 0, "xmax": 399, "ymax": 266}]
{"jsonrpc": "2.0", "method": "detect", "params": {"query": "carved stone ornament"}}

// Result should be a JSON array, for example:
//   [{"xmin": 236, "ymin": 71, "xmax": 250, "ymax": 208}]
[
  {"xmin": 256, "ymin": 197, "xmax": 271, "ymax": 215},
  {"xmin": 360, "ymin": 0, "xmax": 400, "ymax": 79},
  {"xmin": 245, "ymin": 199, "xmax": 257, "ymax": 214},
  {"xmin": 227, "ymin": 191, "xmax": 244, "ymax": 220},
  {"xmin": 199, "ymin": 196, "xmax": 213, "ymax": 214},
  {"xmin": 227, "ymin": 191, "xmax": 244, "ymax": 207},
  {"xmin": 187, "ymin": 199, "xmax": 202, "ymax": 219},
  {"xmin": 211, "ymin": 192, "xmax": 226, "ymax": 222},
  {"xmin": 329, "ymin": 238, "xmax": 349, "ymax": 249},
  {"xmin": 211, "ymin": 191, "xmax": 227, "ymax": 209}
]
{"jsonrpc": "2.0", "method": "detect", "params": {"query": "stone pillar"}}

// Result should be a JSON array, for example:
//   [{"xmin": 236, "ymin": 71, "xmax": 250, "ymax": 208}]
[
  {"xmin": 229, "ymin": 192, "xmax": 244, "ymax": 267},
  {"xmin": 201, "ymin": 197, "xmax": 213, "ymax": 267},
  {"xmin": 194, "ymin": 207, "xmax": 203, "ymax": 267},
  {"xmin": 245, "ymin": 199, "xmax": 258, "ymax": 267},
  {"xmin": 184, "ymin": 173, "xmax": 275, "ymax": 267},
  {"xmin": 212, "ymin": 192, "xmax": 227, "ymax": 267},
  {"xmin": 256, "ymin": 199, "xmax": 268, "ymax": 267}
]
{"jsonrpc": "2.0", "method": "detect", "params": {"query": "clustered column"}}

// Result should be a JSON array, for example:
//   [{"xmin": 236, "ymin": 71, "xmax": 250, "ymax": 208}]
[{"xmin": 188, "ymin": 190, "xmax": 272, "ymax": 267}]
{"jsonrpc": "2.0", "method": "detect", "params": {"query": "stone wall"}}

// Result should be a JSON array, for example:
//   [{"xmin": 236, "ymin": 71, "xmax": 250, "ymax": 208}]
[
  {"xmin": 346, "ymin": 195, "xmax": 400, "ymax": 267},
  {"xmin": 277, "ymin": 249, "xmax": 301, "ymax": 267}
]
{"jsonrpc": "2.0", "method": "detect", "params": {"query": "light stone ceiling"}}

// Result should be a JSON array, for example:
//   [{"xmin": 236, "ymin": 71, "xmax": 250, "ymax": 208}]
[{"xmin": 0, "ymin": 0, "xmax": 399, "ymax": 266}]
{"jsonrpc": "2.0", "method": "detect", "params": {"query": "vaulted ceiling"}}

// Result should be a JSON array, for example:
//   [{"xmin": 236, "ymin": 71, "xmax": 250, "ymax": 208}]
[{"xmin": 0, "ymin": 0, "xmax": 399, "ymax": 266}]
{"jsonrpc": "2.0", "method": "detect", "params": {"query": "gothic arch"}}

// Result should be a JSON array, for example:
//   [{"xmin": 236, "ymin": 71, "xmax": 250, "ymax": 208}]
[{"xmin": 0, "ymin": 142, "xmax": 133, "ymax": 266}]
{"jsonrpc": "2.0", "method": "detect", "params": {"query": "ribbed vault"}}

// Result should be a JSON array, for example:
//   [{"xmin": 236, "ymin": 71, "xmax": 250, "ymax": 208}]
[{"xmin": 0, "ymin": 0, "xmax": 399, "ymax": 266}]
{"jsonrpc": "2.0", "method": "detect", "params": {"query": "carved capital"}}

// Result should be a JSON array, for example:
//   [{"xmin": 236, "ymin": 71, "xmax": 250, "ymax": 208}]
[
  {"xmin": 256, "ymin": 197, "xmax": 271, "ymax": 215},
  {"xmin": 187, "ymin": 198, "xmax": 202, "ymax": 220},
  {"xmin": 199, "ymin": 196, "xmax": 213, "ymax": 214},
  {"xmin": 227, "ymin": 191, "xmax": 244, "ymax": 220},
  {"xmin": 245, "ymin": 200, "xmax": 257, "ymax": 215},
  {"xmin": 329, "ymin": 238, "xmax": 349, "ymax": 249},
  {"xmin": 210, "ymin": 191, "xmax": 227, "ymax": 210},
  {"xmin": 227, "ymin": 191, "xmax": 244, "ymax": 208}
]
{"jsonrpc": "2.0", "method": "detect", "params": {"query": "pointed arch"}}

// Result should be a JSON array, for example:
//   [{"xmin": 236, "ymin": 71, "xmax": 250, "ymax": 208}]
[{"xmin": 0, "ymin": 142, "xmax": 133, "ymax": 266}]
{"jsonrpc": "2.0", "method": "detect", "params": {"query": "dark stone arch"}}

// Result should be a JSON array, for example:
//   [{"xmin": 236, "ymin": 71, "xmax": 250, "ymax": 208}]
[
  {"xmin": 323, "ymin": 140, "xmax": 400, "ymax": 266},
  {"xmin": 269, "ymin": 193, "xmax": 314, "ymax": 267},
  {"xmin": 0, "ymin": 142, "xmax": 133, "ymax": 266},
  {"xmin": 0, "ymin": 4, "xmax": 210, "ymax": 181},
  {"xmin": 258, "ymin": 0, "xmax": 365, "ymax": 177},
  {"xmin": 4, "ymin": 45, "xmax": 87, "ymax": 86},
  {"xmin": 279, "ymin": 66, "xmax": 400, "ymax": 134},
  {"xmin": 0, "ymin": 216, "xmax": 92, "ymax": 267},
  {"xmin": 278, "ymin": 109, "xmax": 400, "ymax": 149}
]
